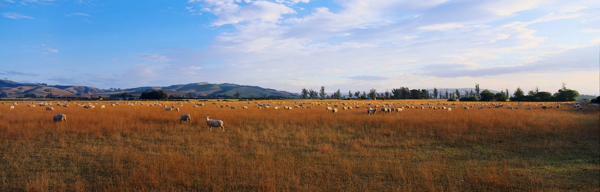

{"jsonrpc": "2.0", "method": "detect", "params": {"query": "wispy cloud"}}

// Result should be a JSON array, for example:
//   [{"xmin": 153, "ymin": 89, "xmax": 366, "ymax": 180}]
[
  {"xmin": 348, "ymin": 75, "xmax": 389, "ymax": 81},
  {"xmin": 65, "ymin": 12, "xmax": 91, "ymax": 17},
  {"xmin": 131, "ymin": 53, "xmax": 170, "ymax": 62},
  {"xmin": 40, "ymin": 48, "xmax": 58, "ymax": 54},
  {"xmin": 2, "ymin": 12, "xmax": 33, "ymax": 19},
  {"xmin": 0, "ymin": 71, "xmax": 39, "ymax": 76}
]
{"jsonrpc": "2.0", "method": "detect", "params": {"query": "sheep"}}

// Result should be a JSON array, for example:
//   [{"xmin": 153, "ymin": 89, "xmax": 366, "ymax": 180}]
[
  {"xmin": 180, "ymin": 114, "xmax": 191, "ymax": 123},
  {"xmin": 331, "ymin": 108, "xmax": 338, "ymax": 114},
  {"xmin": 367, "ymin": 107, "xmax": 377, "ymax": 115},
  {"xmin": 205, "ymin": 116, "xmax": 225, "ymax": 131},
  {"xmin": 53, "ymin": 114, "xmax": 67, "ymax": 122},
  {"xmin": 9, "ymin": 106, "xmax": 14, "ymax": 109},
  {"xmin": 175, "ymin": 108, "xmax": 180, "ymax": 111},
  {"xmin": 165, "ymin": 108, "xmax": 172, "ymax": 111},
  {"xmin": 446, "ymin": 108, "xmax": 452, "ymax": 112},
  {"xmin": 46, "ymin": 107, "xmax": 55, "ymax": 111}
]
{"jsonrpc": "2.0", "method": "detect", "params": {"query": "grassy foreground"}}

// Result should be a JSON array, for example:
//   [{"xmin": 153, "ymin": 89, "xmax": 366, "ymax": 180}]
[{"xmin": 0, "ymin": 100, "xmax": 598, "ymax": 191}]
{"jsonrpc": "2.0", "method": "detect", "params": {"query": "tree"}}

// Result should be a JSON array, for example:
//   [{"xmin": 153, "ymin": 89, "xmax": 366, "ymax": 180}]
[
  {"xmin": 0, "ymin": 92, "xmax": 7, "ymax": 98},
  {"xmin": 475, "ymin": 84, "xmax": 480, "ymax": 99},
  {"xmin": 354, "ymin": 91, "xmax": 361, "ymax": 99},
  {"xmin": 319, "ymin": 86, "xmax": 326, "ymax": 100},
  {"xmin": 24, "ymin": 93, "xmax": 37, "ymax": 98},
  {"xmin": 433, "ymin": 88, "xmax": 438, "ymax": 99},
  {"xmin": 45, "ymin": 93, "xmax": 54, "ymax": 98},
  {"xmin": 332, "ymin": 89, "xmax": 342, "ymax": 99},
  {"xmin": 410, "ymin": 89, "xmax": 421, "ymax": 99},
  {"xmin": 591, "ymin": 96, "xmax": 600, "ymax": 103},
  {"xmin": 512, "ymin": 87, "xmax": 525, "ymax": 101},
  {"xmin": 455, "ymin": 89, "xmax": 461, "ymax": 99},
  {"xmin": 301, "ymin": 88, "xmax": 309, "ymax": 99},
  {"xmin": 534, "ymin": 92, "xmax": 552, "ymax": 101},
  {"xmin": 494, "ymin": 92, "xmax": 508, "ymax": 101},
  {"xmin": 368, "ymin": 88, "xmax": 377, "ymax": 100},
  {"xmin": 554, "ymin": 88, "xmax": 579, "ymax": 101},
  {"xmin": 140, "ymin": 90, "xmax": 168, "ymax": 100},
  {"xmin": 361, "ymin": 91, "xmax": 367, "ymax": 99},
  {"xmin": 234, "ymin": 91, "xmax": 241, "ymax": 99},
  {"xmin": 420, "ymin": 89, "xmax": 430, "ymax": 99},
  {"xmin": 480, "ymin": 90, "xmax": 495, "ymax": 101},
  {"xmin": 309, "ymin": 89, "xmax": 318, "ymax": 99},
  {"xmin": 348, "ymin": 90, "xmax": 352, "ymax": 99}
]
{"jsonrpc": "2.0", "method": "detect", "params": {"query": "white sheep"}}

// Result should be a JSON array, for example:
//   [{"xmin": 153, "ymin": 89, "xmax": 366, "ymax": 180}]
[
  {"xmin": 446, "ymin": 108, "xmax": 452, "ymax": 112},
  {"xmin": 205, "ymin": 116, "xmax": 225, "ymax": 131},
  {"xmin": 331, "ymin": 108, "xmax": 338, "ymax": 114},
  {"xmin": 46, "ymin": 107, "xmax": 55, "ymax": 111},
  {"xmin": 367, "ymin": 107, "xmax": 377, "ymax": 115},
  {"xmin": 53, "ymin": 114, "xmax": 67, "ymax": 122},
  {"xmin": 180, "ymin": 114, "xmax": 191, "ymax": 123},
  {"xmin": 9, "ymin": 106, "xmax": 14, "ymax": 109}
]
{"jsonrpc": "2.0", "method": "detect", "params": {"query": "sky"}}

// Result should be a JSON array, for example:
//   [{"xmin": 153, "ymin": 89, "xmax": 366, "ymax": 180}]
[{"xmin": 1, "ymin": 0, "xmax": 599, "ymax": 95}]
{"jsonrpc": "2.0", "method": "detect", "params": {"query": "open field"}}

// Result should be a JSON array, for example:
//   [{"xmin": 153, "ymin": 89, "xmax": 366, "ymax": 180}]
[{"xmin": 0, "ymin": 100, "xmax": 598, "ymax": 191}]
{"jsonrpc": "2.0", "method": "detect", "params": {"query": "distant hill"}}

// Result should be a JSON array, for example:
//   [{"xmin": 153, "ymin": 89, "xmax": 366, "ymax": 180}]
[
  {"xmin": 0, "ymin": 80, "xmax": 299, "ymax": 99},
  {"xmin": 0, "ymin": 80, "xmax": 105, "ymax": 98}
]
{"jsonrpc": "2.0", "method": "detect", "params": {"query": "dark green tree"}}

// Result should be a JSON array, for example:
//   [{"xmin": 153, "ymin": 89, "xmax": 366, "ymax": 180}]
[
  {"xmin": 319, "ymin": 86, "xmax": 326, "ymax": 100},
  {"xmin": 554, "ymin": 88, "xmax": 579, "ymax": 101},
  {"xmin": 494, "ymin": 92, "xmax": 508, "ymax": 101},
  {"xmin": 309, "ymin": 89, "xmax": 318, "ymax": 99},
  {"xmin": 0, "ymin": 92, "xmax": 7, "ymax": 98},
  {"xmin": 24, "ymin": 93, "xmax": 37, "ymax": 98},
  {"xmin": 234, "ymin": 91, "xmax": 241, "ymax": 99},
  {"xmin": 433, "ymin": 88, "xmax": 438, "ymax": 99},
  {"xmin": 480, "ymin": 90, "xmax": 495, "ymax": 101},
  {"xmin": 475, "ymin": 84, "xmax": 480, "ymax": 99},
  {"xmin": 368, "ymin": 88, "xmax": 377, "ymax": 100},
  {"xmin": 140, "ymin": 90, "xmax": 168, "ymax": 100},
  {"xmin": 534, "ymin": 91, "xmax": 552, "ymax": 101},
  {"xmin": 301, "ymin": 88, "xmax": 309, "ymax": 99}
]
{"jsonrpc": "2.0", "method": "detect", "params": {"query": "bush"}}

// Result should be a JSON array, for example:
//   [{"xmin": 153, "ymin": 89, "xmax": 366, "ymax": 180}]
[{"xmin": 447, "ymin": 98, "xmax": 457, "ymax": 101}]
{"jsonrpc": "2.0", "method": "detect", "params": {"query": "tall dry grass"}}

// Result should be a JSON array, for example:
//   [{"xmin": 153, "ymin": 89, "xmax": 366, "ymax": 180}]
[{"xmin": 0, "ymin": 100, "xmax": 598, "ymax": 191}]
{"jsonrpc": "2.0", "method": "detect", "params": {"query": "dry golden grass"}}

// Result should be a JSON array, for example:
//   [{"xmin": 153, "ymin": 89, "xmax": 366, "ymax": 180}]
[{"xmin": 0, "ymin": 100, "xmax": 598, "ymax": 191}]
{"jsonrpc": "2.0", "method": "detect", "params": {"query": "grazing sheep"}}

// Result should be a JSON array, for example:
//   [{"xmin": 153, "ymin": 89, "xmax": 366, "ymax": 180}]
[
  {"xmin": 9, "ymin": 106, "xmax": 14, "ymax": 109},
  {"xmin": 331, "ymin": 108, "xmax": 338, "ymax": 114},
  {"xmin": 165, "ymin": 108, "xmax": 172, "ymax": 111},
  {"xmin": 446, "ymin": 108, "xmax": 452, "ymax": 112},
  {"xmin": 205, "ymin": 116, "xmax": 225, "ymax": 131},
  {"xmin": 53, "ymin": 114, "xmax": 66, "ymax": 122},
  {"xmin": 46, "ymin": 107, "xmax": 55, "ymax": 111},
  {"xmin": 367, "ymin": 107, "xmax": 377, "ymax": 115},
  {"xmin": 180, "ymin": 114, "xmax": 191, "ymax": 123},
  {"xmin": 176, "ymin": 108, "xmax": 180, "ymax": 111}
]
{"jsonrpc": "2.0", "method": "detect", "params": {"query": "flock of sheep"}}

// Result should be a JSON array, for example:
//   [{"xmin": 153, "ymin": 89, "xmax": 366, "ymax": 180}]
[{"xmin": 3, "ymin": 100, "xmax": 594, "ymax": 132}]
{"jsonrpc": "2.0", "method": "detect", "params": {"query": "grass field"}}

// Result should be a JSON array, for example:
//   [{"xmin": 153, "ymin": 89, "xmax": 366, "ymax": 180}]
[{"xmin": 0, "ymin": 100, "xmax": 598, "ymax": 191}]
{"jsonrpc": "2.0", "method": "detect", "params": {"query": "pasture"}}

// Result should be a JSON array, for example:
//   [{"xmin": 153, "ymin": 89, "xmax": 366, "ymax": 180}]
[{"xmin": 0, "ymin": 100, "xmax": 598, "ymax": 191}]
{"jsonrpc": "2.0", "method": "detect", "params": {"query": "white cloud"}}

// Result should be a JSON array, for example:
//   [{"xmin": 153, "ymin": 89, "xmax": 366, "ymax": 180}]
[
  {"xmin": 210, "ymin": 1, "xmax": 296, "ymax": 26},
  {"xmin": 66, "ymin": 12, "xmax": 91, "ymax": 17},
  {"xmin": 2, "ymin": 12, "xmax": 33, "ymax": 19},
  {"xmin": 132, "ymin": 53, "xmax": 170, "ymax": 62},
  {"xmin": 41, "ymin": 48, "xmax": 58, "ymax": 54}
]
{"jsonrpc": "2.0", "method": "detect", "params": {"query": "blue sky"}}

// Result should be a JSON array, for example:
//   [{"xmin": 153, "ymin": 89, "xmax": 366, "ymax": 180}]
[{"xmin": 1, "ymin": 0, "xmax": 599, "ymax": 95}]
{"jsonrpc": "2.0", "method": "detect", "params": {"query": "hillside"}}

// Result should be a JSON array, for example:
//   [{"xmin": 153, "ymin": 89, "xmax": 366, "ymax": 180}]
[{"xmin": 0, "ymin": 80, "xmax": 298, "ymax": 99}]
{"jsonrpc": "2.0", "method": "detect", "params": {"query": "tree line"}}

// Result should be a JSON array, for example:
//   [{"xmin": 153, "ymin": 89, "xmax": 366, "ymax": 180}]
[{"xmin": 301, "ymin": 83, "xmax": 583, "ymax": 102}]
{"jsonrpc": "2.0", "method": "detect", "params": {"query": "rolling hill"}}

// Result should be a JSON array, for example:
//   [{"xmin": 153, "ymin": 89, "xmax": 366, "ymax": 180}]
[{"xmin": 0, "ymin": 80, "xmax": 298, "ymax": 99}]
